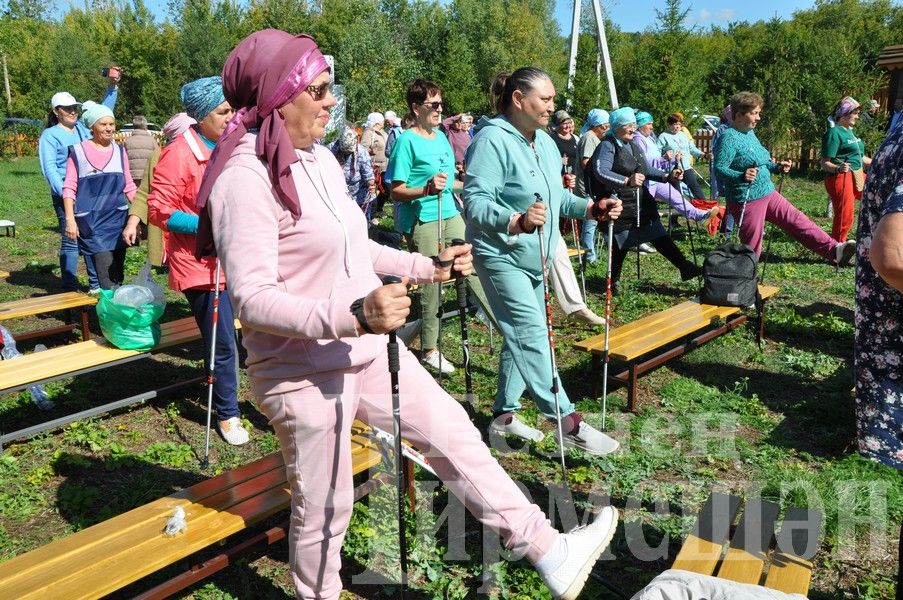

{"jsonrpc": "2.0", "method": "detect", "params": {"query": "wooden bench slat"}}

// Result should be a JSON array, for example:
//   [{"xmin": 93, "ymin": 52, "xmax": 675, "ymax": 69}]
[
  {"xmin": 0, "ymin": 292, "xmax": 97, "ymax": 320},
  {"xmin": 716, "ymin": 499, "xmax": 780, "ymax": 585},
  {"xmin": 575, "ymin": 285, "xmax": 780, "ymax": 361},
  {"xmin": 763, "ymin": 507, "xmax": 822, "ymax": 595},
  {"xmin": 672, "ymin": 493, "xmax": 742, "ymax": 574},
  {"xmin": 0, "ymin": 317, "xmax": 223, "ymax": 393},
  {"xmin": 0, "ymin": 422, "xmax": 382, "ymax": 599}
]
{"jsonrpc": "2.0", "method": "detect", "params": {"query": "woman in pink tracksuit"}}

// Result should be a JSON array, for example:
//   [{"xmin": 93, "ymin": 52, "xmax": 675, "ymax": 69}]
[{"xmin": 195, "ymin": 29, "xmax": 618, "ymax": 600}]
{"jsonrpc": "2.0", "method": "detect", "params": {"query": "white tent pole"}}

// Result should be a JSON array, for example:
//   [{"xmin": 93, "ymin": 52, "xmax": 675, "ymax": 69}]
[
  {"xmin": 564, "ymin": 0, "xmax": 582, "ymax": 110},
  {"xmin": 592, "ymin": 0, "xmax": 619, "ymax": 109}
]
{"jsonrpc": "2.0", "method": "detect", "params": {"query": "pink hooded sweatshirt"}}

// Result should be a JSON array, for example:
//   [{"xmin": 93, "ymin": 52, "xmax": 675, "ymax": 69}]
[{"xmin": 207, "ymin": 133, "xmax": 436, "ymax": 395}]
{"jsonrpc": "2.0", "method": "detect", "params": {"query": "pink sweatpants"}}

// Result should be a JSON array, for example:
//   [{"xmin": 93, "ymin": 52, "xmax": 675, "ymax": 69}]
[
  {"xmin": 256, "ymin": 342, "xmax": 558, "ymax": 599},
  {"xmin": 727, "ymin": 191, "xmax": 838, "ymax": 259}
]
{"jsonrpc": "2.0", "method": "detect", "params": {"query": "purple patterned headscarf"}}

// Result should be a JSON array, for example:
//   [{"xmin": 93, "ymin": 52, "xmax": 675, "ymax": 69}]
[
  {"xmin": 828, "ymin": 96, "xmax": 861, "ymax": 128},
  {"xmin": 195, "ymin": 29, "xmax": 330, "ymax": 257}
]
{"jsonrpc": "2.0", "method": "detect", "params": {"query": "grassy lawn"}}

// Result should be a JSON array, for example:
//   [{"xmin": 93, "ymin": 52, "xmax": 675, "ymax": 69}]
[{"xmin": 0, "ymin": 156, "xmax": 899, "ymax": 599}]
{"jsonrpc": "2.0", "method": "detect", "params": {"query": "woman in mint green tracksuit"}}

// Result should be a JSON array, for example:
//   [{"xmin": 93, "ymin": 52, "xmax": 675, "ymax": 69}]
[{"xmin": 463, "ymin": 67, "xmax": 621, "ymax": 457}]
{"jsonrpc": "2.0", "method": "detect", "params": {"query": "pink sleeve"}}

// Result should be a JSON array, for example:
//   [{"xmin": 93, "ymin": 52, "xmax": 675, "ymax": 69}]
[
  {"xmin": 209, "ymin": 166, "xmax": 360, "ymax": 340},
  {"xmin": 369, "ymin": 240, "xmax": 435, "ymax": 283},
  {"xmin": 62, "ymin": 155, "xmax": 78, "ymax": 199},
  {"xmin": 121, "ymin": 148, "xmax": 137, "ymax": 200}
]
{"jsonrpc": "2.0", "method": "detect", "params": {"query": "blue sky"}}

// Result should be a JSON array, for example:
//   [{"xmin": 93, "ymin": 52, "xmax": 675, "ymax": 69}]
[
  {"xmin": 559, "ymin": 0, "xmax": 817, "ymax": 33},
  {"xmin": 69, "ymin": 0, "xmax": 817, "ymax": 33}
]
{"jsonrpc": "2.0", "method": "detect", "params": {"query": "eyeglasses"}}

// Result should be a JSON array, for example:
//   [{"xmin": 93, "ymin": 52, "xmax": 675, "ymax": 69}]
[
  {"xmin": 56, "ymin": 105, "xmax": 78, "ymax": 113},
  {"xmin": 304, "ymin": 81, "xmax": 333, "ymax": 101},
  {"xmin": 419, "ymin": 101, "xmax": 444, "ymax": 111}
]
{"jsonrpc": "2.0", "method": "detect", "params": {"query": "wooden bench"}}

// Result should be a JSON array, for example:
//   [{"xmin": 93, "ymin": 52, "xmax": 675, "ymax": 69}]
[
  {"xmin": 0, "ymin": 316, "xmax": 234, "ymax": 448},
  {"xmin": 0, "ymin": 291, "xmax": 97, "ymax": 342},
  {"xmin": 0, "ymin": 420, "xmax": 394, "ymax": 600},
  {"xmin": 0, "ymin": 270, "xmax": 9, "ymax": 280},
  {"xmin": 575, "ymin": 285, "xmax": 779, "ymax": 411},
  {"xmin": 673, "ymin": 492, "xmax": 822, "ymax": 595}
]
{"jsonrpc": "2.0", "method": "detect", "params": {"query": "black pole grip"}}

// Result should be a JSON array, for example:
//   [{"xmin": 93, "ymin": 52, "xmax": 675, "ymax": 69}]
[{"xmin": 381, "ymin": 275, "xmax": 403, "ymax": 285}]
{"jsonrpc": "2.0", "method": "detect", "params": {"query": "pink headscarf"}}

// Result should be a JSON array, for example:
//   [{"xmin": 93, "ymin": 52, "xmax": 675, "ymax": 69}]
[
  {"xmin": 195, "ymin": 29, "xmax": 330, "ymax": 257},
  {"xmin": 162, "ymin": 112, "xmax": 196, "ymax": 139}
]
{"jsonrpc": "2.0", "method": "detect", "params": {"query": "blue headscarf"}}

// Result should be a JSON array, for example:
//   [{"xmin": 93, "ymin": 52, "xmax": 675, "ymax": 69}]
[
  {"xmin": 80, "ymin": 101, "xmax": 114, "ymax": 129},
  {"xmin": 579, "ymin": 108, "xmax": 610, "ymax": 136},
  {"xmin": 635, "ymin": 111, "xmax": 653, "ymax": 127},
  {"xmin": 608, "ymin": 107, "xmax": 636, "ymax": 133},
  {"xmin": 180, "ymin": 76, "xmax": 226, "ymax": 122}
]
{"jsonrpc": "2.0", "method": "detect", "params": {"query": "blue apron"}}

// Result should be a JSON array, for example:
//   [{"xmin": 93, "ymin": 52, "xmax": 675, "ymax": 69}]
[{"xmin": 69, "ymin": 142, "xmax": 129, "ymax": 255}]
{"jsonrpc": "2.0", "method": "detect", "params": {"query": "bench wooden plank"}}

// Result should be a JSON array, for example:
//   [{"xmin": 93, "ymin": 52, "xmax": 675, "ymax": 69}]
[
  {"xmin": 566, "ymin": 248, "xmax": 586, "ymax": 258},
  {"xmin": 671, "ymin": 493, "xmax": 742, "ymax": 575},
  {"xmin": 763, "ymin": 507, "xmax": 822, "ymax": 594},
  {"xmin": 576, "ymin": 286, "xmax": 780, "ymax": 360},
  {"xmin": 0, "ymin": 422, "xmax": 381, "ymax": 599},
  {"xmin": 716, "ymin": 499, "xmax": 779, "ymax": 584},
  {"xmin": 0, "ymin": 271, "xmax": 9, "ymax": 280},
  {"xmin": 0, "ymin": 292, "xmax": 97, "ymax": 320},
  {"xmin": 0, "ymin": 317, "xmax": 232, "ymax": 394}
]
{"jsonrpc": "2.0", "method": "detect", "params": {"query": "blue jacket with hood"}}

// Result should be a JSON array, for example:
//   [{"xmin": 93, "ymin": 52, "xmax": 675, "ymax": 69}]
[{"xmin": 463, "ymin": 115, "xmax": 588, "ymax": 275}]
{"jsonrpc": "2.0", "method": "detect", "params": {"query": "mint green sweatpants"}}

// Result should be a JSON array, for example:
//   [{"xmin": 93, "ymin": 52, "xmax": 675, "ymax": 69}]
[{"xmin": 473, "ymin": 257, "xmax": 575, "ymax": 420}]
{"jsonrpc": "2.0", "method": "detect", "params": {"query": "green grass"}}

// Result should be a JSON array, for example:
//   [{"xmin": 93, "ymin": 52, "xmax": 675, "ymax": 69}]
[{"xmin": 0, "ymin": 157, "xmax": 898, "ymax": 598}]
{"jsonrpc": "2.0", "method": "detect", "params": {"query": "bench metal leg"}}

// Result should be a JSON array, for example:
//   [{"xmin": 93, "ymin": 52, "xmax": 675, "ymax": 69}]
[
  {"xmin": 80, "ymin": 306, "xmax": 91, "ymax": 341},
  {"xmin": 627, "ymin": 364, "xmax": 638, "ymax": 413}
]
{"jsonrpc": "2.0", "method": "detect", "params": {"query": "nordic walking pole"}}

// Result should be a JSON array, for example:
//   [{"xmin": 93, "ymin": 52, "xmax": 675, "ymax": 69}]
[
  {"xmin": 382, "ymin": 274, "xmax": 409, "ymax": 597},
  {"xmin": 572, "ymin": 219, "xmax": 587, "ymax": 302},
  {"xmin": 672, "ymin": 170, "xmax": 699, "ymax": 268},
  {"xmin": 450, "ymin": 238, "xmax": 475, "ymax": 412},
  {"xmin": 601, "ymin": 217, "xmax": 615, "ymax": 430},
  {"xmin": 436, "ymin": 185, "xmax": 445, "ymax": 383},
  {"xmin": 534, "ymin": 193, "xmax": 568, "ymax": 482},
  {"xmin": 760, "ymin": 169, "xmax": 785, "ymax": 283},
  {"xmin": 200, "ymin": 258, "xmax": 222, "ymax": 470},
  {"xmin": 635, "ymin": 186, "xmax": 641, "ymax": 280}
]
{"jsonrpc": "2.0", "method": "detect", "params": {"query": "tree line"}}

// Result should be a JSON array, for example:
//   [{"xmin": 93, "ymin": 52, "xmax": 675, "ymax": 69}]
[{"xmin": 1, "ymin": 0, "xmax": 900, "ymax": 153}]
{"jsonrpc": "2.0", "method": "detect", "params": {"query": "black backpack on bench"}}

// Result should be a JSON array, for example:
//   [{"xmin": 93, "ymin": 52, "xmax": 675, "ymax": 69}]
[{"xmin": 700, "ymin": 242, "xmax": 759, "ymax": 307}]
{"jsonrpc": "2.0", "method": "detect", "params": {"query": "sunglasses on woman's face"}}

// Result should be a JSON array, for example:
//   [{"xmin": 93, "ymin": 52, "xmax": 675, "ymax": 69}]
[
  {"xmin": 57, "ymin": 105, "xmax": 78, "ymax": 113},
  {"xmin": 304, "ymin": 81, "xmax": 333, "ymax": 101},
  {"xmin": 420, "ymin": 101, "xmax": 443, "ymax": 111}
]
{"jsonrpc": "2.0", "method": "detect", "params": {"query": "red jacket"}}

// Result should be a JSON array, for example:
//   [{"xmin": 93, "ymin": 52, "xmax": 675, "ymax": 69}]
[{"xmin": 148, "ymin": 128, "xmax": 224, "ymax": 291}]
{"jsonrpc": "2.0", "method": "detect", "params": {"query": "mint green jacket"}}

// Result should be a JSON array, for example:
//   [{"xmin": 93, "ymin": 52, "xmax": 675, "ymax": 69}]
[{"xmin": 463, "ymin": 115, "xmax": 588, "ymax": 275}]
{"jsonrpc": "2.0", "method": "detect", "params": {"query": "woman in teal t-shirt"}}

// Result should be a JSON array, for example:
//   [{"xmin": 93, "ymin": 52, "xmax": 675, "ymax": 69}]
[
  {"xmin": 821, "ymin": 96, "xmax": 873, "ymax": 243},
  {"xmin": 389, "ymin": 79, "xmax": 496, "ymax": 375}
]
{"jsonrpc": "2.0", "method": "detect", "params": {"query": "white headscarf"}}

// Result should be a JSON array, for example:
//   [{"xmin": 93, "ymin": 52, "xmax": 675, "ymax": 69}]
[{"xmin": 365, "ymin": 112, "xmax": 384, "ymax": 129}]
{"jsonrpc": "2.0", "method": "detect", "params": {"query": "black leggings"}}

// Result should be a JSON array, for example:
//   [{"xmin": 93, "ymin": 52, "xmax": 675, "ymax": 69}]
[
  {"xmin": 683, "ymin": 168, "xmax": 707, "ymax": 201},
  {"xmin": 610, "ymin": 233, "xmax": 696, "ymax": 286},
  {"xmin": 93, "ymin": 248, "xmax": 126, "ymax": 289}
]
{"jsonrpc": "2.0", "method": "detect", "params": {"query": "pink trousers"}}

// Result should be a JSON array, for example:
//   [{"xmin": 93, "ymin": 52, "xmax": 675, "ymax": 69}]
[{"xmin": 256, "ymin": 342, "xmax": 558, "ymax": 599}]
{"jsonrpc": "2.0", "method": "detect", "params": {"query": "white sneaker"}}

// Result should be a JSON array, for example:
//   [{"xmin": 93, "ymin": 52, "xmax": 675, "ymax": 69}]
[
  {"xmin": 87, "ymin": 287, "xmax": 101, "ymax": 296},
  {"xmin": 217, "ymin": 417, "xmax": 250, "ymax": 446},
  {"xmin": 488, "ymin": 414, "xmax": 545, "ymax": 442},
  {"xmin": 537, "ymin": 506, "xmax": 620, "ymax": 600},
  {"xmin": 423, "ymin": 349, "xmax": 456, "ymax": 374},
  {"xmin": 562, "ymin": 421, "xmax": 619, "ymax": 456},
  {"xmin": 834, "ymin": 239, "xmax": 856, "ymax": 266},
  {"xmin": 638, "ymin": 242, "xmax": 657, "ymax": 255}
]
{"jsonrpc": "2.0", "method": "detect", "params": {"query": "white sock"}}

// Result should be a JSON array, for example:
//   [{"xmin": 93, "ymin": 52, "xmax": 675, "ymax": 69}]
[{"xmin": 534, "ymin": 534, "xmax": 568, "ymax": 575}]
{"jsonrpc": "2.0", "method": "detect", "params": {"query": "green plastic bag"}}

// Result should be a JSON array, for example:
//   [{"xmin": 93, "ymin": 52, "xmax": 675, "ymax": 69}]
[{"xmin": 96, "ymin": 289, "xmax": 165, "ymax": 351}]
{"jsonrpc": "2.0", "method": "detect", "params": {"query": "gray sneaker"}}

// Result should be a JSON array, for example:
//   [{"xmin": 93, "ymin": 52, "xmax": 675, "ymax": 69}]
[
  {"xmin": 638, "ymin": 242, "xmax": 657, "ymax": 255},
  {"xmin": 395, "ymin": 319, "xmax": 421, "ymax": 345},
  {"xmin": 489, "ymin": 414, "xmax": 545, "ymax": 442},
  {"xmin": 562, "ymin": 421, "xmax": 619, "ymax": 456}
]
